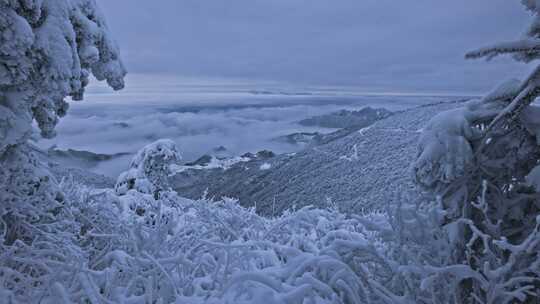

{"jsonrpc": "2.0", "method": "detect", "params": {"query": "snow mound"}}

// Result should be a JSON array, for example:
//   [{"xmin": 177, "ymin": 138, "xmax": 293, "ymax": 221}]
[
  {"xmin": 260, "ymin": 162, "xmax": 272, "ymax": 170},
  {"xmin": 171, "ymin": 155, "xmax": 251, "ymax": 174}
]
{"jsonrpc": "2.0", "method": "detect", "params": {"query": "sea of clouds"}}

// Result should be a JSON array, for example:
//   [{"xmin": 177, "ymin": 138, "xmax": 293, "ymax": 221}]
[{"xmin": 36, "ymin": 75, "xmax": 471, "ymax": 177}]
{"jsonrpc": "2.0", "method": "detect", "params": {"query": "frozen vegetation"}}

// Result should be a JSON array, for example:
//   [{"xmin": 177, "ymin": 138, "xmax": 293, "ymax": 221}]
[{"xmin": 1, "ymin": 0, "xmax": 540, "ymax": 303}]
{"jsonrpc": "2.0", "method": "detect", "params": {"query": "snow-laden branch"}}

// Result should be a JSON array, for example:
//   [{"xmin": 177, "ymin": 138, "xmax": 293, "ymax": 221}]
[
  {"xmin": 0, "ymin": 0, "xmax": 126, "ymax": 153},
  {"xmin": 465, "ymin": 38, "xmax": 540, "ymax": 62}
]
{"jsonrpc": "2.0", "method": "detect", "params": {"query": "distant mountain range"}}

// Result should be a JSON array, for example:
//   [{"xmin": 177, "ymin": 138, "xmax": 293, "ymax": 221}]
[
  {"xmin": 30, "ymin": 146, "xmax": 118, "ymax": 188},
  {"xmin": 274, "ymin": 107, "xmax": 394, "ymax": 146},
  {"xmin": 46, "ymin": 148, "xmax": 130, "ymax": 169},
  {"xmin": 248, "ymin": 90, "xmax": 314, "ymax": 96},
  {"xmin": 298, "ymin": 107, "xmax": 393, "ymax": 129}
]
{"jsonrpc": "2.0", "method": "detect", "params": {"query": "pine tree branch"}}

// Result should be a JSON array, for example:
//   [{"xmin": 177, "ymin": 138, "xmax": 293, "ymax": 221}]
[
  {"xmin": 465, "ymin": 39, "xmax": 540, "ymax": 61},
  {"xmin": 477, "ymin": 64, "xmax": 540, "ymax": 153}
]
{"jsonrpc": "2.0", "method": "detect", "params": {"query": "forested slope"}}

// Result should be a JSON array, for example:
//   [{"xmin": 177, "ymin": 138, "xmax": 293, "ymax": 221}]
[{"xmin": 173, "ymin": 100, "xmax": 469, "ymax": 215}]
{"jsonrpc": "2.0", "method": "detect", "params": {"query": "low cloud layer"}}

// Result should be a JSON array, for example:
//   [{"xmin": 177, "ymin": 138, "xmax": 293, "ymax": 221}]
[{"xmin": 39, "ymin": 82, "xmax": 461, "ymax": 176}]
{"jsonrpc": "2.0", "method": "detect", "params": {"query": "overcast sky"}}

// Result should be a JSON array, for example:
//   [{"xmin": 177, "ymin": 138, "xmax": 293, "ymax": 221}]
[{"xmin": 99, "ymin": 0, "xmax": 533, "ymax": 94}]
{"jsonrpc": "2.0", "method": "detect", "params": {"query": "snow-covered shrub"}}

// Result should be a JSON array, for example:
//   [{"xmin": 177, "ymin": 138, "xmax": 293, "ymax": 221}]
[
  {"xmin": 115, "ymin": 139, "xmax": 182, "ymax": 198},
  {"xmin": 0, "ymin": 172, "xmax": 402, "ymax": 303},
  {"xmin": 1, "ymin": 132, "xmax": 531, "ymax": 304},
  {"xmin": 386, "ymin": 190, "xmax": 540, "ymax": 303},
  {"xmin": 0, "ymin": 141, "xmax": 422, "ymax": 303},
  {"xmin": 412, "ymin": 1, "xmax": 540, "ymax": 302},
  {"xmin": 11, "ymin": 177, "xmax": 524, "ymax": 304},
  {"xmin": 11, "ymin": 170, "xmax": 535, "ymax": 303},
  {"xmin": 0, "ymin": 145, "xmax": 63, "ymax": 243}
]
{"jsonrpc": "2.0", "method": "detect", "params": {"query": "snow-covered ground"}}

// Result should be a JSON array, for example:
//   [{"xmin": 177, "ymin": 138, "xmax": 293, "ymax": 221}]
[
  {"xmin": 171, "ymin": 156, "xmax": 252, "ymax": 173},
  {"xmin": 171, "ymin": 100, "xmax": 469, "ymax": 215}
]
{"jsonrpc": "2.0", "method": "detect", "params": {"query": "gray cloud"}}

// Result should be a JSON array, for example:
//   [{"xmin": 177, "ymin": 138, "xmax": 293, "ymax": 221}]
[{"xmin": 98, "ymin": 0, "xmax": 531, "ymax": 94}]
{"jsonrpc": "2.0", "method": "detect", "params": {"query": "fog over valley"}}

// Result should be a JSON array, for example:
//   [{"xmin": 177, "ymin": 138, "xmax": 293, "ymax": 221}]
[{"xmin": 37, "ymin": 75, "xmax": 469, "ymax": 176}]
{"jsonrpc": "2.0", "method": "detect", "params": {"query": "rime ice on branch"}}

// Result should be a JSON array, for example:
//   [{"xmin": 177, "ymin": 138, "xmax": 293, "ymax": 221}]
[{"xmin": 413, "ymin": 81, "xmax": 520, "ymax": 193}]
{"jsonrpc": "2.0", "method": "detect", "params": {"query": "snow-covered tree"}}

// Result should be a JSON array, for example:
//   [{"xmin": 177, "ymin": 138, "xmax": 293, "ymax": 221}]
[
  {"xmin": 412, "ymin": 1, "xmax": 540, "ymax": 302},
  {"xmin": 0, "ymin": 0, "xmax": 125, "ymax": 202},
  {"xmin": 115, "ymin": 139, "xmax": 182, "ymax": 198},
  {"xmin": 0, "ymin": 0, "xmax": 126, "ymax": 152},
  {"xmin": 0, "ymin": 0, "xmax": 125, "ymax": 298}
]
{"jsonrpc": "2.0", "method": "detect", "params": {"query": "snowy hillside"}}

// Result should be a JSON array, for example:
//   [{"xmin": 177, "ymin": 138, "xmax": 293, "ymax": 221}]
[{"xmin": 172, "ymin": 100, "xmax": 469, "ymax": 215}]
